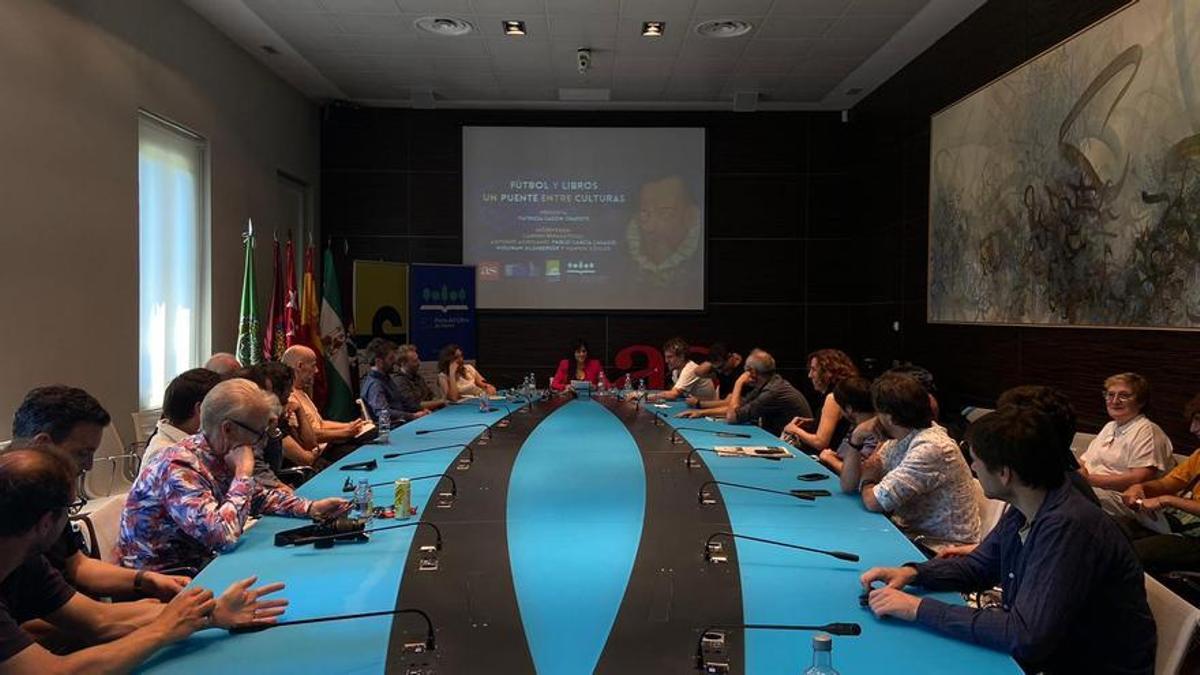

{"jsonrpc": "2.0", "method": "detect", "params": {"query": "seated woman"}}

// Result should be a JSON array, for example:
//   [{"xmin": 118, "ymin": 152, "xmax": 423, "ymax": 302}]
[
  {"xmin": 551, "ymin": 338, "xmax": 609, "ymax": 392},
  {"xmin": 816, "ymin": 376, "xmax": 881, "ymax": 487},
  {"xmin": 841, "ymin": 372, "xmax": 981, "ymax": 549},
  {"xmin": 438, "ymin": 343, "xmax": 496, "ymax": 402},
  {"xmin": 782, "ymin": 348, "xmax": 858, "ymax": 453},
  {"xmin": 1081, "ymin": 372, "xmax": 1175, "ymax": 521},
  {"xmin": 1124, "ymin": 392, "xmax": 1200, "ymax": 573}
]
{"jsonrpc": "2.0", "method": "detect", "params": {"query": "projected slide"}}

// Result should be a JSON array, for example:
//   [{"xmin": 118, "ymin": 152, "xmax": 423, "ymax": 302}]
[{"xmin": 463, "ymin": 127, "xmax": 705, "ymax": 310}]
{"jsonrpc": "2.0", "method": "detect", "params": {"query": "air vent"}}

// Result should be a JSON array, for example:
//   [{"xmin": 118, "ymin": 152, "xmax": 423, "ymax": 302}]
[
  {"xmin": 694, "ymin": 19, "xmax": 753, "ymax": 39},
  {"xmin": 414, "ymin": 16, "xmax": 474, "ymax": 37}
]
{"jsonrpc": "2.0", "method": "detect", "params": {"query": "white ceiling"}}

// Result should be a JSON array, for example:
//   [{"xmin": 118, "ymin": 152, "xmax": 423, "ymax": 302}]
[{"xmin": 183, "ymin": 0, "xmax": 985, "ymax": 110}]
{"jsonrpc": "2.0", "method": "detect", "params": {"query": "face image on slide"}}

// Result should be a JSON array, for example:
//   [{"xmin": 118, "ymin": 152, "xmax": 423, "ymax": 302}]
[{"xmin": 626, "ymin": 176, "xmax": 701, "ymax": 287}]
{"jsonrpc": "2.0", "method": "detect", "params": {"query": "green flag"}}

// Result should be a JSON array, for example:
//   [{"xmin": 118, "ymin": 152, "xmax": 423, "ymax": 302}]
[
  {"xmin": 236, "ymin": 224, "xmax": 261, "ymax": 366},
  {"xmin": 320, "ymin": 246, "xmax": 354, "ymax": 420}
]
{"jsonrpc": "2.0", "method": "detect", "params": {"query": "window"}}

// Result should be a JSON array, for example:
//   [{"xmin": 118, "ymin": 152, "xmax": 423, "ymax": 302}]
[{"xmin": 138, "ymin": 112, "xmax": 209, "ymax": 409}]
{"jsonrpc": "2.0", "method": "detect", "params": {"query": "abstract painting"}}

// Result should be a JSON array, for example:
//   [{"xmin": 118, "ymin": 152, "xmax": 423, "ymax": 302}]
[{"xmin": 929, "ymin": 0, "xmax": 1200, "ymax": 328}]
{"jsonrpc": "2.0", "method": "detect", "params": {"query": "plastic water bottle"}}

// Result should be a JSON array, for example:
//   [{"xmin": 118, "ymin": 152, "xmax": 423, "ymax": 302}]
[
  {"xmin": 637, "ymin": 378, "xmax": 646, "ymax": 400},
  {"xmin": 353, "ymin": 478, "xmax": 374, "ymax": 521},
  {"xmin": 803, "ymin": 634, "xmax": 838, "ymax": 675},
  {"xmin": 376, "ymin": 408, "xmax": 390, "ymax": 442}
]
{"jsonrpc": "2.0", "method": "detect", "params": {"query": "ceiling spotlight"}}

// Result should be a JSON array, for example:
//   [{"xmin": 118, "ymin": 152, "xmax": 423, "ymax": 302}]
[
  {"xmin": 642, "ymin": 21, "xmax": 665, "ymax": 37},
  {"xmin": 414, "ymin": 16, "xmax": 474, "ymax": 37},
  {"xmin": 694, "ymin": 19, "xmax": 753, "ymax": 39},
  {"xmin": 503, "ymin": 20, "xmax": 526, "ymax": 36}
]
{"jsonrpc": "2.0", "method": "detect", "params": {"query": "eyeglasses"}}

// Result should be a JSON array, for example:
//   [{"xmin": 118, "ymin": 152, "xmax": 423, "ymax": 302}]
[
  {"xmin": 66, "ymin": 496, "xmax": 88, "ymax": 516},
  {"xmin": 226, "ymin": 418, "xmax": 283, "ymax": 445},
  {"xmin": 1102, "ymin": 391, "xmax": 1134, "ymax": 403}
]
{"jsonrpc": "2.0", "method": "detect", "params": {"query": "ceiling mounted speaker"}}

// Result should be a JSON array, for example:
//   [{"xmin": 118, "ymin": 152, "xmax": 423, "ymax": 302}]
[{"xmin": 733, "ymin": 91, "xmax": 758, "ymax": 112}]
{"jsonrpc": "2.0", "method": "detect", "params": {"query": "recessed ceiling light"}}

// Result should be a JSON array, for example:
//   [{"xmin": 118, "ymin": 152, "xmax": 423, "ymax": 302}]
[
  {"xmin": 642, "ymin": 21, "xmax": 665, "ymax": 37},
  {"xmin": 414, "ymin": 16, "xmax": 474, "ymax": 37},
  {"xmin": 694, "ymin": 19, "xmax": 753, "ymax": 39},
  {"xmin": 503, "ymin": 20, "xmax": 526, "ymax": 36}
]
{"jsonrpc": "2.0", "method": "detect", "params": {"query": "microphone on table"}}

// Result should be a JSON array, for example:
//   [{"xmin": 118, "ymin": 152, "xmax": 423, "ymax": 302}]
[
  {"xmin": 697, "ymin": 480, "xmax": 825, "ymax": 505},
  {"xmin": 384, "ymin": 443, "xmax": 472, "ymax": 465},
  {"xmin": 415, "ymin": 422, "xmax": 493, "ymax": 441},
  {"xmin": 703, "ymin": 531, "xmax": 859, "ymax": 563},
  {"xmin": 695, "ymin": 622, "xmax": 861, "ymax": 671},
  {"xmin": 231, "ymin": 607, "xmax": 437, "ymax": 652},
  {"xmin": 339, "ymin": 459, "xmax": 378, "ymax": 471},
  {"xmin": 280, "ymin": 519, "xmax": 443, "ymax": 551},
  {"xmin": 670, "ymin": 427, "xmax": 751, "ymax": 444}
]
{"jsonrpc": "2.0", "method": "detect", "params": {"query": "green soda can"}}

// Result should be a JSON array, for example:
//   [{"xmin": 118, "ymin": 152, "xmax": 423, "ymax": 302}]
[{"xmin": 394, "ymin": 478, "xmax": 412, "ymax": 519}]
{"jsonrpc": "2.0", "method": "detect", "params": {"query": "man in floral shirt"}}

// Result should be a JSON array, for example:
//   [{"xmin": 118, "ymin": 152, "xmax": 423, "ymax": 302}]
[{"xmin": 118, "ymin": 379, "xmax": 349, "ymax": 571}]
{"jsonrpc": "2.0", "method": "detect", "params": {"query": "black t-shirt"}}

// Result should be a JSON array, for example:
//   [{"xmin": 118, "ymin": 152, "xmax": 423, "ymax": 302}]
[
  {"xmin": 43, "ymin": 523, "xmax": 83, "ymax": 573},
  {"xmin": 0, "ymin": 556, "xmax": 76, "ymax": 662},
  {"xmin": 715, "ymin": 369, "xmax": 739, "ymax": 400}
]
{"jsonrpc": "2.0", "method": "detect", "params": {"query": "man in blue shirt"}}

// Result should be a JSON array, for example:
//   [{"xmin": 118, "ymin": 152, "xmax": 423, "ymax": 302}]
[
  {"xmin": 861, "ymin": 405, "xmax": 1156, "ymax": 674},
  {"xmin": 360, "ymin": 338, "xmax": 428, "ymax": 425}
]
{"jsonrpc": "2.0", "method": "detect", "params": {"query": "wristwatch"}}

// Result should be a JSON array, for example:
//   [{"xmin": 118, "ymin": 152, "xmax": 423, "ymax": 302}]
[{"xmin": 133, "ymin": 569, "xmax": 146, "ymax": 591}]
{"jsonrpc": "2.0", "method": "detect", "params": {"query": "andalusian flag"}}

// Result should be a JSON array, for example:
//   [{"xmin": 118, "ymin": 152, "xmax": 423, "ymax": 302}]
[
  {"xmin": 299, "ymin": 240, "xmax": 327, "ymax": 407},
  {"xmin": 236, "ymin": 221, "xmax": 261, "ymax": 366},
  {"xmin": 321, "ymin": 246, "xmax": 354, "ymax": 420}
]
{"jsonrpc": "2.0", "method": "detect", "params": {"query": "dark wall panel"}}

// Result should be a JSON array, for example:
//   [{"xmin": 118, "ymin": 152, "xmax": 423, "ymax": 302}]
[{"xmin": 851, "ymin": 0, "xmax": 1199, "ymax": 448}]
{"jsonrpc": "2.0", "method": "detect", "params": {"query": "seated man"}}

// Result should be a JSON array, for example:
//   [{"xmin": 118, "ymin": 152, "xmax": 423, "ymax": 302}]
[
  {"xmin": 717, "ymin": 350, "xmax": 812, "ymax": 437},
  {"xmin": 391, "ymin": 344, "xmax": 447, "ymax": 414},
  {"xmin": 861, "ymin": 406, "xmax": 1156, "ymax": 675},
  {"xmin": 144, "ymin": 369, "xmax": 222, "ymax": 467},
  {"xmin": 639, "ymin": 337, "xmax": 716, "ymax": 403},
  {"xmin": 117, "ymin": 379, "xmax": 349, "ymax": 571},
  {"xmin": 281, "ymin": 345, "xmax": 367, "ymax": 455},
  {"xmin": 361, "ymin": 339, "xmax": 430, "ymax": 425},
  {"xmin": 1122, "ymin": 392, "xmax": 1200, "ymax": 573},
  {"xmin": 10, "ymin": 386, "xmax": 189, "ymax": 601},
  {"xmin": 0, "ymin": 449, "xmax": 287, "ymax": 673},
  {"xmin": 202, "ymin": 352, "xmax": 241, "ymax": 376},
  {"xmin": 841, "ymin": 372, "xmax": 980, "ymax": 547},
  {"xmin": 816, "ymin": 376, "xmax": 881, "ymax": 486}
]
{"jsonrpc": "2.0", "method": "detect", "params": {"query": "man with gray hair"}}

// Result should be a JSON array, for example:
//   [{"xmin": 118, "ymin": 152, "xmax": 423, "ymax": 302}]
[
  {"xmin": 723, "ymin": 349, "xmax": 813, "ymax": 436},
  {"xmin": 203, "ymin": 352, "xmax": 241, "ymax": 376},
  {"xmin": 117, "ymin": 379, "xmax": 350, "ymax": 571}
]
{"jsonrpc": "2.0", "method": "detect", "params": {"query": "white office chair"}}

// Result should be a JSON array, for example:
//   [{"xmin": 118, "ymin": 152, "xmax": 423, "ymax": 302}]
[
  {"xmin": 73, "ymin": 493, "xmax": 128, "ymax": 564},
  {"xmin": 1144, "ymin": 574, "xmax": 1200, "ymax": 674},
  {"xmin": 82, "ymin": 424, "xmax": 141, "ymax": 499},
  {"xmin": 130, "ymin": 408, "xmax": 162, "ymax": 449},
  {"xmin": 1070, "ymin": 431, "xmax": 1097, "ymax": 460},
  {"xmin": 976, "ymin": 479, "xmax": 1008, "ymax": 540},
  {"xmin": 0, "ymin": 439, "xmax": 10, "ymax": 452},
  {"xmin": 961, "ymin": 406, "xmax": 995, "ymax": 423}
]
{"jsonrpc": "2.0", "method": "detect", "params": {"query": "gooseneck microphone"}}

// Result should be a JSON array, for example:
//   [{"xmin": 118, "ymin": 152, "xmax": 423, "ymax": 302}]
[
  {"xmin": 703, "ymin": 531, "xmax": 859, "ymax": 563},
  {"xmin": 231, "ymin": 607, "xmax": 436, "ymax": 649},
  {"xmin": 415, "ymin": 423, "xmax": 493, "ymax": 439},
  {"xmin": 697, "ymin": 480, "xmax": 823, "ymax": 504},
  {"xmin": 384, "ymin": 443, "xmax": 471, "ymax": 464},
  {"xmin": 285, "ymin": 520, "xmax": 443, "ymax": 550},
  {"xmin": 670, "ymin": 427, "xmax": 752, "ymax": 444},
  {"xmin": 342, "ymin": 473, "xmax": 457, "ymax": 498}
]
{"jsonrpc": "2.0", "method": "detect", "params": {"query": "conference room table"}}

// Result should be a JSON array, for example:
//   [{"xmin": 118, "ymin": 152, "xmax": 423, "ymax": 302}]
[{"xmin": 139, "ymin": 393, "xmax": 1021, "ymax": 674}]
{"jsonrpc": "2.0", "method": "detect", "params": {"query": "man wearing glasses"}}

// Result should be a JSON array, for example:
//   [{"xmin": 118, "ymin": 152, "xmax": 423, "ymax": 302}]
[
  {"xmin": 0, "ymin": 448, "xmax": 289, "ymax": 673},
  {"xmin": 9, "ymin": 386, "xmax": 193, "ymax": 604},
  {"xmin": 116, "ymin": 379, "xmax": 349, "ymax": 571}
]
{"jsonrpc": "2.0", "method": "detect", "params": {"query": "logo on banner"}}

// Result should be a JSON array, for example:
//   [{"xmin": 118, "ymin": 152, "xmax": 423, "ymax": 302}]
[
  {"xmin": 479, "ymin": 262, "xmax": 501, "ymax": 280},
  {"xmin": 545, "ymin": 260, "xmax": 560, "ymax": 277},
  {"xmin": 418, "ymin": 286, "xmax": 469, "ymax": 314},
  {"xmin": 504, "ymin": 262, "xmax": 538, "ymax": 278}
]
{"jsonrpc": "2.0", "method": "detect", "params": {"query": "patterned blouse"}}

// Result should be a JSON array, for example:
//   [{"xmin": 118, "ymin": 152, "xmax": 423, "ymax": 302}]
[
  {"xmin": 873, "ymin": 424, "xmax": 981, "ymax": 545},
  {"xmin": 117, "ymin": 433, "xmax": 311, "ymax": 570}
]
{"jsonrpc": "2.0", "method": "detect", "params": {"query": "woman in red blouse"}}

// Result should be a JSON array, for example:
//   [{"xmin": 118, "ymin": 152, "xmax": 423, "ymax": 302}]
[{"xmin": 550, "ymin": 339, "xmax": 609, "ymax": 392}]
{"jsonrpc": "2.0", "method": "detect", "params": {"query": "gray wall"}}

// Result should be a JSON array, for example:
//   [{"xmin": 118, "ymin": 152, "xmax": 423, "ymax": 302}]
[{"xmin": 0, "ymin": 0, "xmax": 320, "ymax": 441}]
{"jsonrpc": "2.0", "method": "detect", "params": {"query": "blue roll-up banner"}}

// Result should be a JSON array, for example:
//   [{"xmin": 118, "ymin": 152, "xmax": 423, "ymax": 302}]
[{"xmin": 408, "ymin": 264, "xmax": 477, "ymax": 359}]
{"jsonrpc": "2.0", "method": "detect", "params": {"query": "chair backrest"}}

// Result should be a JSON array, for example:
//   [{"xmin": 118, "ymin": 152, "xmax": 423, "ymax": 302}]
[
  {"xmin": 0, "ymin": 440, "xmax": 9, "ymax": 452},
  {"xmin": 1145, "ymin": 573, "xmax": 1200, "ymax": 674},
  {"xmin": 73, "ymin": 493, "xmax": 128, "ymax": 564},
  {"xmin": 130, "ymin": 408, "xmax": 162, "ymax": 448},
  {"xmin": 975, "ymin": 479, "xmax": 1008, "ymax": 540},
  {"xmin": 82, "ymin": 424, "xmax": 139, "ymax": 499},
  {"xmin": 961, "ymin": 406, "xmax": 995, "ymax": 423},
  {"xmin": 1071, "ymin": 431, "xmax": 1097, "ymax": 459}
]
